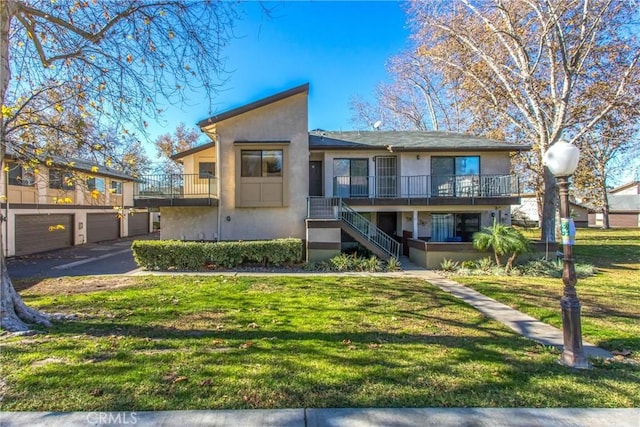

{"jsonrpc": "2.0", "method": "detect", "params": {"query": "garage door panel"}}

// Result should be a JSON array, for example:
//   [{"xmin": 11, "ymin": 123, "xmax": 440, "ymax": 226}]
[
  {"xmin": 128, "ymin": 212, "xmax": 149, "ymax": 236},
  {"xmin": 15, "ymin": 214, "xmax": 74, "ymax": 256},
  {"xmin": 87, "ymin": 213, "xmax": 120, "ymax": 243},
  {"xmin": 609, "ymin": 213, "xmax": 637, "ymax": 228}
]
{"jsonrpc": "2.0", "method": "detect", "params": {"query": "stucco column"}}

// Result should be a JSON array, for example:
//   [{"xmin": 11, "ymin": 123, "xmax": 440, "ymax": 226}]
[{"xmin": 412, "ymin": 210, "xmax": 418, "ymax": 239}]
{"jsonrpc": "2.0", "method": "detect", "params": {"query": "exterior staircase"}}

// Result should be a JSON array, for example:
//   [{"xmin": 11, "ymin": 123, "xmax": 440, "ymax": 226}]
[{"xmin": 307, "ymin": 197, "xmax": 401, "ymax": 260}]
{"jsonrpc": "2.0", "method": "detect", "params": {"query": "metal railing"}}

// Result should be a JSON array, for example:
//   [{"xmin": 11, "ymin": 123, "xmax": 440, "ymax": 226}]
[
  {"xmin": 307, "ymin": 197, "xmax": 401, "ymax": 259},
  {"xmin": 333, "ymin": 174, "xmax": 518, "ymax": 198},
  {"xmin": 134, "ymin": 174, "xmax": 217, "ymax": 198}
]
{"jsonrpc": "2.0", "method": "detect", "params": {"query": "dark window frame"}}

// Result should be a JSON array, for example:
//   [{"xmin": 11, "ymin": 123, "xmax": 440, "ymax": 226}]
[
  {"xmin": 198, "ymin": 162, "xmax": 216, "ymax": 179},
  {"xmin": 431, "ymin": 155, "xmax": 480, "ymax": 176},
  {"xmin": 87, "ymin": 177, "xmax": 106, "ymax": 193},
  {"xmin": 333, "ymin": 158, "xmax": 369, "ymax": 197},
  {"xmin": 110, "ymin": 180, "xmax": 123, "ymax": 195},
  {"xmin": 241, "ymin": 150, "xmax": 283, "ymax": 178},
  {"xmin": 49, "ymin": 169, "xmax": 75, "ymax": 190},
  {"xmin": 7, "ymin": 163, "xmax": 35, "ymax": 186}
]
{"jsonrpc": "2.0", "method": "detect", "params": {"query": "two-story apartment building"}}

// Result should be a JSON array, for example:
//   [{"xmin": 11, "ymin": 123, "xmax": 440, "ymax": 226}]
[
  {"xmin": 133, "ymin": 83, "xmax": 530, "ymax": 267},
  {"xmin": 2, "ymin": 154, "xmax": 151, "ymax": 256}
]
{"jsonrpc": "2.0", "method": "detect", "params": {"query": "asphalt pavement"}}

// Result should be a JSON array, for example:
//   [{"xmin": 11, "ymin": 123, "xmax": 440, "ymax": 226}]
[{"xmin": 6, "ymin": 234, "xmax": 154, "ymax": 280}]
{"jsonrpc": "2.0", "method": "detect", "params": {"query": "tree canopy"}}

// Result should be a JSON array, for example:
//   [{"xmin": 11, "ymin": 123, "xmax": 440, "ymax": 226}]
[
  {"xmin": 354, "ymin": 0, "xmax": 640, "ymax": 240},
  {"xmin": 1, "ymin": 0, "xmax": 238, "ymax": 331}
]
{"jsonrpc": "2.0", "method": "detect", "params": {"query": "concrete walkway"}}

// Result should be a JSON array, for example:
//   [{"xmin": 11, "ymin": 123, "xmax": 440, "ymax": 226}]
[
  {"xmin": 398, "ymin": 257, "xmax": 613, "ymax": 359},
  {"xmin": 1, "ymin": 408, "xmax": 638, "ymax": 426}
]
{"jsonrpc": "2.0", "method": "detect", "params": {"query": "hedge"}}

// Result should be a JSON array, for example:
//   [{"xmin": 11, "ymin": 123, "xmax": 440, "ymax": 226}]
[{"xmin": 131, "ymin": 238, "xmax": 303, "ymax": 270}]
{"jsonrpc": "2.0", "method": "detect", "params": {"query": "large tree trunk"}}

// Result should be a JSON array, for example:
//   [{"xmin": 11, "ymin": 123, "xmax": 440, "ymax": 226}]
[
  {"xmin": 602, "ymin": 202, "xmax": 611, "ymax": 230},
  {"xmin": 1, "ymin": 257, "xmax": 52, "ymax": 332},
  {"xmin": 0, "ymin": 1, "xmax": 52, "ymax": 332},
  {"xmin": 541, "ymin": 168, "xmax": 558, "ymax": 243}
]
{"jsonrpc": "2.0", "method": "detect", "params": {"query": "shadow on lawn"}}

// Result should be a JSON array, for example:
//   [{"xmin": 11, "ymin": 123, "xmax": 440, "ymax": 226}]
[
  {"xmin": 5, "ymin": 322, "xmax": 640, "ymax": 410},
  {"xmin": 575, "ymin": 244, "xmax": 640, "ymax": 269}
]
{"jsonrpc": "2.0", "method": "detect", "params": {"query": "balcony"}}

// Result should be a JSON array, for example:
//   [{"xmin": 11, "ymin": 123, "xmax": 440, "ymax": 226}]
[
  {"xmin": 333, "ymin": 174, "xmax": 520, "ymax": 206},
  {"xmin": 133, "ymin": 174, "xmax": 218, "ymax": 208}
]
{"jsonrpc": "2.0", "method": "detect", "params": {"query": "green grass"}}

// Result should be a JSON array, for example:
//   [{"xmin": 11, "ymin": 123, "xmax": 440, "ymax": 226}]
[
  {"xmin": 457, "ymin": 228, "xmax": 640, "ymax": 361},
  {"xmin": 1, "ymin": 274, "xmax": 638, "ymax": 411}
]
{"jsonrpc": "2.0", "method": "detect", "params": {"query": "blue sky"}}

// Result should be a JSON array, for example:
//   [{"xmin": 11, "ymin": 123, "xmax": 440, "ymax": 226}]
[{"xmin": 147, "ymin": 1, "xmax": 410, "ymax": 154}]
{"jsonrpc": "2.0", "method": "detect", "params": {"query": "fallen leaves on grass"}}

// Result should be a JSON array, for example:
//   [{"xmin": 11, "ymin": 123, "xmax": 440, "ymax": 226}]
[{"xmin": 199, "ymin": 379, "xmax": 214, "ymax": 387}]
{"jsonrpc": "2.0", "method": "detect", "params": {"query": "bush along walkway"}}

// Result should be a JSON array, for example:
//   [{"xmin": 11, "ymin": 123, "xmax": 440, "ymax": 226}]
[{"xmin": 398, "ymin": 257, "xmax": 613, "ymax": 360}]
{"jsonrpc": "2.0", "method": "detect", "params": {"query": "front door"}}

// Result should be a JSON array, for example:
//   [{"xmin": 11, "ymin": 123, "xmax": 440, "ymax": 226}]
[
  {"xmin": 309, "ymin": 161, "xmax": 323, "ymax": 196},
  {"xmin": 377, "ymin": 212, "xmax": 397, "ymax": 238}
]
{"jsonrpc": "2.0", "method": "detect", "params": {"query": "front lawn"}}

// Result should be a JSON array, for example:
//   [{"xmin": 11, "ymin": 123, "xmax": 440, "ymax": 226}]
[
  {"xmin": 456, "ymin": 228, "xmax": 640, "ymax": 361},
  {"xmin": 1, "ymin": 275, "xmax": 638, "ymax": 411}
]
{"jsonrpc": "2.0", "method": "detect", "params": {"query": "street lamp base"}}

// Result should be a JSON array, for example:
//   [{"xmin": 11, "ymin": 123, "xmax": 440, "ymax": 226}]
[{"xmin": 559, "ymin": 350, "xmax": 592, "ymax": 369}]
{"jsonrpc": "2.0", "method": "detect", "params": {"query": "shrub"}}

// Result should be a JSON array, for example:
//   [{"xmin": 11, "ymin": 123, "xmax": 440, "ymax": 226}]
[
  {"xmin": 512, "ymin": 258, "xmax": 595, "ymax": 278},
  {"xmin": 440, "ymin": 258, "xmax": 460, "ymax": 272},
  {"xmin": 328, "ymin": 253, "xmax": 352, "ymax": 271},
  {"xmin": 362, "ymin": 256, "xmax": 383, "ymax": 272},
  {"xmin": 132, "ymin": 239, "xmax": 303, "ymax": 270},
  {"xmin": 386, "ymin": 257, "xmax": 402, "ymax": 272},
  {"xmin": 477, "ymin": 257, "xmax": 494, "ymax": 272},
  {"xmin": 322, "ymin": 253, "xmax": 388, "ymax": 272},
  {"xmin": 460, "ymin": 260, "xmax": 477, "ymax": 269}
]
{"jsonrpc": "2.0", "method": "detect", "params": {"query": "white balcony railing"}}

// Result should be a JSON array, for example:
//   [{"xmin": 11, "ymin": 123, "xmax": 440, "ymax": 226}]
[
  {"xmin": 134, "ymin": 174, "xmax": 217, "ymax": 199},
  {"xmin": 333, "ymin": 174, "xmax": 518, "ymax": 198}
]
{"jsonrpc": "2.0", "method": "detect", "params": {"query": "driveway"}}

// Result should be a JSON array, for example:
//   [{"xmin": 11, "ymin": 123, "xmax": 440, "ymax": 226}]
[{"xmin": 6, "ymin": 233, "xmax": 157, "ymax": 281}]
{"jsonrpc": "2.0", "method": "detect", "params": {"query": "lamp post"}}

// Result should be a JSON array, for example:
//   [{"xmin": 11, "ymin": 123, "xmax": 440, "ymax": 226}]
[{"xmin": 543, "ymin": 140, "xmax": 591, "ymax": 369}]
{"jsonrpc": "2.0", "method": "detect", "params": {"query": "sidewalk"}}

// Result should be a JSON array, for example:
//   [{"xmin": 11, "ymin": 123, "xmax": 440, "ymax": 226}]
[
  {"xmin": 1, "ymin": 408, "xmax": 638, "ymax": 426},
  {"xmin": 397, "ymin": 257, "xmax": 613, "ymax": 359}
]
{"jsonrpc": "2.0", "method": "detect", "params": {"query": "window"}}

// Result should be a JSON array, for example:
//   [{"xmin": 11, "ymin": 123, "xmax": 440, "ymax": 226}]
[
  {"xmin": 7, "ymin": 163, "xmax": 35, "ymax": 186},
  {"xmin": 110, "ymin": 180, "xmax": 122, "ymax": 195},
  {"xmin": 87, "ymin": 177, "xmax": 106, "ymax": 193},
  {"xmin": 431, "ymin": 156, "xmax": 480, "ymax": 196},
  {"xmin": 241, "ymin": 150, "xmax": 282, "ymax": 177},
  {"xmin": 49, "ymin": 170, "xmax": 75, "ymax": 190},
  {"xmin": 333, "ymin": 158, "xmax": 368, "ymax": 197},
  {"xmin": 431, "ymin": 213, "xmax": 480, "ymax": 242},
  {"xmin": 198, "ymin": 162, "xmax": 215, "ymax": 178},
  {"xmin": 235, "ymin": 144, "xmax": 288, "ymax": 208}
]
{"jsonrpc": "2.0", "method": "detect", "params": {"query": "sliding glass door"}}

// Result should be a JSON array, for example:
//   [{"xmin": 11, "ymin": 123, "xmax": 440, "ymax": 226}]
[
  {"xmin": 334, "ymin": 159, "xmax": 368, "ymax": 197},
  {"xmin": 431, "ymin": 156, "xmax": 480, "ymax": 196}
]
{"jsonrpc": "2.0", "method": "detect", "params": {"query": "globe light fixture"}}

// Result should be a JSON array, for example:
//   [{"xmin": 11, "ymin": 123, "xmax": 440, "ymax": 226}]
[{"xmin": 543, "ymin": 140, "xmax": 591, "ymax": 369}]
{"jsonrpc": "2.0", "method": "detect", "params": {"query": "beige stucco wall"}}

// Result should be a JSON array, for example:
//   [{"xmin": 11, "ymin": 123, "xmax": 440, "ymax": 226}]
[
  {"xmin": 160, "ymin": 207, "xmax": 218, "ymax": 241},
  {"xmin": 307, "ymin": 227, "xmax": 341, "ymax": 242},
  {"xmin": 180, "ymin": 147, "xmax": 218, "ymax": 198},
  {"xmin": 202, "ymin": 91, "xmax": 309, "ymax": 241}
]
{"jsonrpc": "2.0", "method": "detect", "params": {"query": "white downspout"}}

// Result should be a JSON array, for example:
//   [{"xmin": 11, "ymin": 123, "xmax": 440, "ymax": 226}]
[{"xmin": 215, "ymin": 136, "xmax": 222, "ymax": 242}]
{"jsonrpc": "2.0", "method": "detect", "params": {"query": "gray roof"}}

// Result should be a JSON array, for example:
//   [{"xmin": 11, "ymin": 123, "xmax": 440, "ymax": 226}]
[
  {"xmin": 309, "ymin": 131, "xmax": 530, "ymax": 152},
  {"xmin": 608, "ymin": 195, "xmax": 640, "ymax": 212},
  {"xmin": 5, "ymin": 149, "xmax": 137, "ymax": 181}
]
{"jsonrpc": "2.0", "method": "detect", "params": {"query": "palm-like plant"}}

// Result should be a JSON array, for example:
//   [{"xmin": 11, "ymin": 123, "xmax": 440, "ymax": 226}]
[{"xmin": 473, "ymin": 220, "xmax": 530, "ymax": 271}]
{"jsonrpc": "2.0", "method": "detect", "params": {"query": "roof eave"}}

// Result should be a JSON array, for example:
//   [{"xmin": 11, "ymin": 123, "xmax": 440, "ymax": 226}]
[
  {"xmin": 171, "ymin": 141, "xmax": 216, "ymax": 161},
  {"xmin": 197, "ymin": 83, "xmax": 310, "ymax": 129}
]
